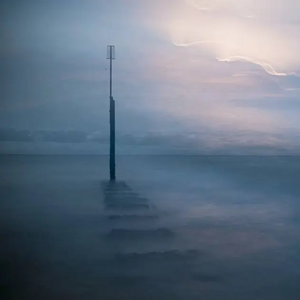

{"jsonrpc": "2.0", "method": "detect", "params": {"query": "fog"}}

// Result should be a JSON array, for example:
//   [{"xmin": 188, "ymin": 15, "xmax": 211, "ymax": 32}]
[
  {"xmin": 1, "ymin": 1, "xmax": 300, "ymax": 298},
  {"xmin": 1, "ymin": 155, "xmax": 300, "ymax": 299}
]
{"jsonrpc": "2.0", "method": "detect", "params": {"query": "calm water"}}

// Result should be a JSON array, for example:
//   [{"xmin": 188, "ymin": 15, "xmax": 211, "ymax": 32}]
[{"xmin": 1, "ymin": 155, "xmax": 300, "ymax": 299}]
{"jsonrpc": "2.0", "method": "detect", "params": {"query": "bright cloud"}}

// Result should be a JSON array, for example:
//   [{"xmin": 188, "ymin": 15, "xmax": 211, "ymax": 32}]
[{"xmin": 169, "ymin": 0, "xmax": 300, "ymax": 76}]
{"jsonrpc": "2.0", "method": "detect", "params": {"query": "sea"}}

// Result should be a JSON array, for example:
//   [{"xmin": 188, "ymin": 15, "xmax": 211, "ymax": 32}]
[{"xmin": 1, "ymin": 154, "xmax": 300, "ymax": 299}]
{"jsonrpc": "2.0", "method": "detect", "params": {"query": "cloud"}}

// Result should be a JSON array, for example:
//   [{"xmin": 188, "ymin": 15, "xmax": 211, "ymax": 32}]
[
  {"xmin": 170, "ymin": 0, "xmax": 300, "ymax": 76},
  {"xmin": 217, "ymin": 56, "xmax": 289, "ymax": 77}
]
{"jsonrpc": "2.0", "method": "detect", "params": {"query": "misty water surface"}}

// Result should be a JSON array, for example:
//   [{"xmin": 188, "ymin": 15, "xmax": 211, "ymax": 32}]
[{"xmin": 1, "ymin": 155, "xmax": 300, "ymax": 299}]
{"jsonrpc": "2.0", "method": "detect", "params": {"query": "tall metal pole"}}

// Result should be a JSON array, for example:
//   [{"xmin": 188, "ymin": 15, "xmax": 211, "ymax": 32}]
[
  {"xmin": 107, "ymin": 45, "xmax": 116, "ymax": 181},
  {"xmin": 109, "ymin": 47, "xmax": 113, "ymax": 99}
]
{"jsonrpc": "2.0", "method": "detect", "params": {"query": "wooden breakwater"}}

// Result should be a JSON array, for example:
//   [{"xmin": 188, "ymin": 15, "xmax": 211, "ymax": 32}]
[{"xmin": 100, "ymin": 180, "xmax": 221, "ymax": 299}]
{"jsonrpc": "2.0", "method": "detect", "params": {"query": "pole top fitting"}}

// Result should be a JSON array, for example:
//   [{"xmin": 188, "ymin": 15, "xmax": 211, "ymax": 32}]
[{"xmin": 107, "ymin": 45, "xmax": 116, "ymax": 60}]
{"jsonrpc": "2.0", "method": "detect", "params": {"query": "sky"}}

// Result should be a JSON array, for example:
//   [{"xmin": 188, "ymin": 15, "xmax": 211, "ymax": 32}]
[{"xmin": 1, "ymin": 0, "xmax": 300, "ymax": 150}]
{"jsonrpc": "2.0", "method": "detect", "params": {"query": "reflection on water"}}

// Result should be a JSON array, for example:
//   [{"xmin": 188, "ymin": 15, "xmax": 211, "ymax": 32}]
[{"xmin": 1, "ymin": 155, "xmax": 300, "ymax": 299}]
